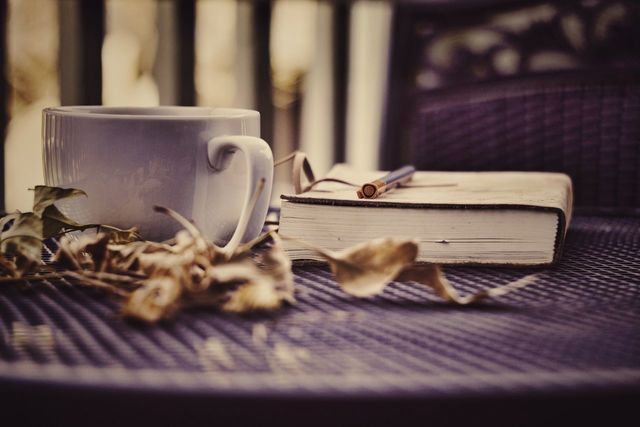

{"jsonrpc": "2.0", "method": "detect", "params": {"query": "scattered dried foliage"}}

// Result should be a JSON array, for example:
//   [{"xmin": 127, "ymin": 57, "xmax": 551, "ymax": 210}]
[
  {"xmin": 0, "ymin": 186, "xmax": 138, "ymax": 278},
  {"xmin": 52, "ymin": 206, "xmax": 295, "ymax": 323},
  {"xmin": 0, "ymin": 184, "xmax": 539, "ymax": 323}
]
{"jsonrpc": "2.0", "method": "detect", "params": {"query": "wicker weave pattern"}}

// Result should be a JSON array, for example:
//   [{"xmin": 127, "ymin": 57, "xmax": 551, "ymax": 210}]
[
  {"xmin": 408, "ymin": 77, "xmax": 640, "ymax": 208},
  {"xmin": 0, "ymin": 215, "xmax": 638, "ymax": 396}
]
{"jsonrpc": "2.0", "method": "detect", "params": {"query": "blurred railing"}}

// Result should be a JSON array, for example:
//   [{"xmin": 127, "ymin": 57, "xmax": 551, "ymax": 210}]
[
  {"xmin": 5, "ymin": 1, "xmax": 636, "ymax": 211},
  {"xmin": 0, "ymin": 0, "xmax": 6, "ymax": 210},
  {"xmin": 0, "ymin": 0, "xmax": 359, "ymax": 211}
]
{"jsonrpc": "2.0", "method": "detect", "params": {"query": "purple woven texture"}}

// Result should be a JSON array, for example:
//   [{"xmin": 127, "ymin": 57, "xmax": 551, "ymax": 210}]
[
  {"xmin": 0, "ymin": 215, "xmax": 639, "ymax": 396},
  {"xmin": 385, "ymin": 1, "xmax": 640, "ymax": 209},
  {"xmin": 408, "ymin": 78, "xmax": 640, "ymax": 208}
]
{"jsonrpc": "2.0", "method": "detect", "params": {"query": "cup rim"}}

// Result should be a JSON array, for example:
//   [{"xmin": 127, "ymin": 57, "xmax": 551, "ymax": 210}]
[{"xmin": 43, "ymin": 106, "xmax": 259, "ymax": 120}]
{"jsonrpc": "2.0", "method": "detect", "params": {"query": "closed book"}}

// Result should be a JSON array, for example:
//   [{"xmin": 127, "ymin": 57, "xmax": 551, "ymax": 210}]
[{"xmin": 279, "ymin": 164, "xmax": 573, "ymax": 266}]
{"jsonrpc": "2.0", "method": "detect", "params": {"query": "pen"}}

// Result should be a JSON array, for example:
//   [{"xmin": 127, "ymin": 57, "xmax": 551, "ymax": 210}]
[{"xmin": 357, "ymin": 165, "xmax": 416, "ymax": 199}]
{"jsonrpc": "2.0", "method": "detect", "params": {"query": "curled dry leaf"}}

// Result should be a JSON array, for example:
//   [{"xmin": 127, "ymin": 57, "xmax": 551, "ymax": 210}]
[
  {"xmin": 32, "ymin": 185, "xmax": 87, "ymax": 217},
  {"xmin": 122, "ymin": 274, "xmax": 183, "ymax": 323},
  {"xmin": 1, "ymin": 184, "xmax": 139, "ymax": 279},
  {"xmin": 97, "ymin": 225, "xmax": 140, "ymax": 244},
  {"xmin": 32, "ymin": 185, "xmax": 92, "ymax": 239},
  {"xmin": 0, "ymin": 213, "xmax": 43, "ymax": 277},
  {"xmin": 152, "ymin": 206, "xmax": 224, "ymax": 262},
  {"xmin": 210, "ymin": 261, "xmax": 284, "ymax": 312},
  {"xmin": 398, "ymin": 265, "xmax": 539, "ymax": 305},
  {"xmin": 396, "ymin": 264, "xmax": 460, "ymax": 303},
  {"xmin": 32, "ymin": 185, "xmax": 140, "ymax": 241},
  {"xmin": 296, "ymin": 237, "xmax": 419, "ymax": 297},
  {"xmin": 257, "ymin": 232, "xmax": 295, "ymax": 304},
  {"xmin": 57, "ymin": 233, "xmax": 111, "ymax": 271}
]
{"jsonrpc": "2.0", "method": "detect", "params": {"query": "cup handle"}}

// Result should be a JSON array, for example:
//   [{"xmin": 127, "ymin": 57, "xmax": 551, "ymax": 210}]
[{"xmin": 207, "ymin": 135, "xmax": 273, "ymax": 249}]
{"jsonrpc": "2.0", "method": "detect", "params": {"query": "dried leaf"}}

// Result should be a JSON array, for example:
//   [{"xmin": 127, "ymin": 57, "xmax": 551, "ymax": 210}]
[
  {"xmin": 0, "ymin": 213, "xmax": 43, "ymax": 277},
  {"xmin": 103, "ymin": 226, "xmax": 141, "ymax": 244},
  {"xmin": 206, "ymin": 260, "xmax": 284, "ymax": 312},
  {"xmin": 122, "ymin": 273, "xmax": 183, "ymax": 323},
  {"xmin": 304, "ymin": 237, "xmax": 419, "ymax": 297},
  {"xmin": 233, "ymin": 229, "xmax": 275, "ymax": 257},
  {"xmin": 33, "ymin": 185, "xmax": 139, "ymax": 241},
  {"xmin": 398, "ymin": 265, "xmax": 539, "ymax": 305},
  {"xmin": 0, "ymin": 257, "xmax": 18, "ymax": 277},
  {"xmin": 0, "ymin": 212, "xmax": 20, "ymax": 232},
  {"xmin": 41, "ymin": 204, "xmax": 94, "ymax": 238},
  {"xmin": 258, "ymin": 233, "xmax": 295, "ymax": 303},
  {"xmin": 396, "ymin": 264, "xmax": 460, "ymax": 302},
  {"xmin": 62, "ymin": 271, "xmax": 133, "ymax": 297},
  {"xmin": 32, "ymin": 185, "xmax": 86, "ymax": 217},
  {"xmin": 153, "ymin": 206, "xmax": 222, "ymax": 260},
  {"xmin": 81, "ymin": 234, "xmax": 112, "ymax": 272},
  {"xmin": 56, "ymin": 234, "xmax": 108, "ymax": 271}
]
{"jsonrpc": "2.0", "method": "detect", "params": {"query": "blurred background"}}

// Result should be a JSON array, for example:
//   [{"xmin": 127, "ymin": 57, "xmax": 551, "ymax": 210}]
[
  {"xmin": 1, "ymin": 0, "xmax": 639, "ymax": 211},
  {"xmin": 2, "ymin": 0, "xmax": 392, "ymax": 211}
]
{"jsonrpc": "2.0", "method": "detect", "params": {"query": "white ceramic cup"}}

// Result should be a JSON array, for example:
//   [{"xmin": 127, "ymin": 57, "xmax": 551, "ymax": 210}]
[{"xmin": 42, "ymin": 106, "xmax": 273, "ymax": 245}]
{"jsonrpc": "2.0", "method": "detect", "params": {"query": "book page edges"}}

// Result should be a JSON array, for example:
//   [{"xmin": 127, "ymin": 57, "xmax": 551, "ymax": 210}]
[
  {"xmin": 280, "ymin": 199, "xmax": 567, "ymax": 265},
  {"xmin": 280, "ymin": 167, "xmax": 573, "ymax": 265}
]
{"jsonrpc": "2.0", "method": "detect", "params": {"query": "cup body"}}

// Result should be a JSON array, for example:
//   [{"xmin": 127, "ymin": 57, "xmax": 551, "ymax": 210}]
[{"xmin": 42, "ymin": 106, "xmax": 272, "ymax": 243}]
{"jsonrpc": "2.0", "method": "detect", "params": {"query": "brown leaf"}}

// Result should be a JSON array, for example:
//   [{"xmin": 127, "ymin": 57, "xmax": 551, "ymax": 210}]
[
  {"xmin": 32, "ymin": 185, "xmax": 86, "ymax": 217},
  {"xmin": 0, "ymin": 213, "xmax": 43, "ymax": 277},
  {"xmin": 31, "ymin": 186, "xmax": 138, "ymax": 241},
  {"xmin": 233, "ymin": 229, "xmax": 274, "ymax": 258},
  {"xmin": 258, "ymin": 233, "xmax": 295, "ymax": 303},
  {"xmin": 0, "ymin": 257, "xmax": 18, "ymax": 277},
  {"xmin": 207, "ymin": 260, "xmax": 284, "ymax": 312},
  {"xmin": 307, "ymin": 237, "xmax": 419, "ymax": 297},
  {"xmin": 396, "ymin": 264, "xmax": 460, "ymax": 302},
  {"xmin": 98, "ymin": 225, "xmax": 140, "ymax": 244},
  {"xmin": 398, "ymin": 265, "xmax": 539, "ymax": 305},
  {"xmin": 153, "ymin": 206, "xmax": 222, "ymax": 260},
  {"xmin": 62, "ymin": 271, "xmax": 133, "ymax": 297},
  {"xmin": 153, "ymin": 206, "xmax": 207, "ymax": 248},
  {"xmin": 56, "ymin": 234, "xmax": 109, "ymax": 271},
  {"xmin": 41, "ymin": 204, "xmax": 93, "ymax": 238},
  {"xmin": 122, "ymin": 271, "xmax": 184, "ymax": 323}
]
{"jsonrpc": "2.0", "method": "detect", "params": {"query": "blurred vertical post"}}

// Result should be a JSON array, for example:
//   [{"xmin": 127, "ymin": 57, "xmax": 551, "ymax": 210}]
[
  {"xmin": 253, "ymin": 0, "xmax": 273, "ymax": 145},
  {"xmin": 155, "ymin": 0, "xmax": 195, "ymax": 105},
  {"xmin": 345, "ymin": 0, "xmax": 392, "ymax": 170},
  {"xmin": 332, "ymin": 1, "xmax": 349, "ymax": 164},
  {"xmin": 59, "ymin": 0, "xmax": 104, "ymax": 105},
  {"xmin": 299, "ymin": 1, "xmax": 335, "ymax": 176},
  {"xmin": 0, "ymin": 0, "xmax": 6, "ymax": 211}
]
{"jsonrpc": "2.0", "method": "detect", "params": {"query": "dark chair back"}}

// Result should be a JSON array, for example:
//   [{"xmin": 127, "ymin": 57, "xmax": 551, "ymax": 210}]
[{"xmin": 383, "ymin": 0, "xmax": 640, "ymax": 209}]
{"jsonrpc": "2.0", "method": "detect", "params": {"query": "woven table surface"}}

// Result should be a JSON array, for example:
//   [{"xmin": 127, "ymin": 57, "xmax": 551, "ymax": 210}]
[{"xmin": 0, "ymin": 215, "xmax": 639, "ymax": 399}]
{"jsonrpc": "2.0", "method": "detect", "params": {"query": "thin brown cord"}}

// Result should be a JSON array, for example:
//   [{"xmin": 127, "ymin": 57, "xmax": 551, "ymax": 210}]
[{"xmin": 274, "ymin": 151, "xmax": 358, "ymax": 194}]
